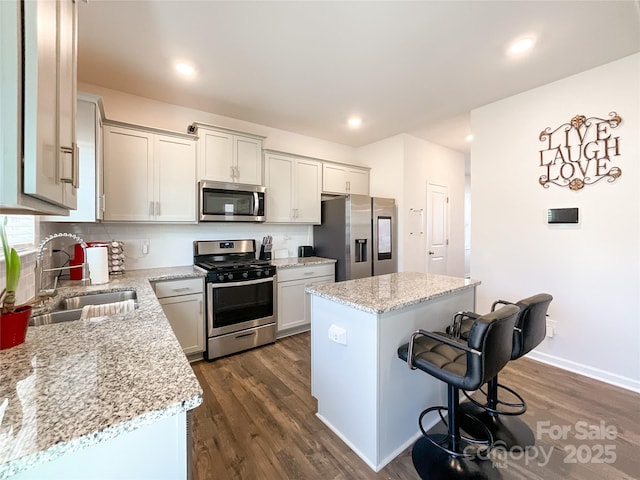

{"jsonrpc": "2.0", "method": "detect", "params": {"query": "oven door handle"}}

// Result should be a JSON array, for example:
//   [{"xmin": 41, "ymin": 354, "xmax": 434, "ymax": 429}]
[{"xmin": 209, "ymin": 276, "xmax": 274, "ymax": 289}]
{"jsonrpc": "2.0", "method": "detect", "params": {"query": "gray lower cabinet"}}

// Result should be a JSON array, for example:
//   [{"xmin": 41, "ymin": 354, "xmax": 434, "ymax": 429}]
[
  {"xmin": 153, "ymin": 278, "xmax": 205, "ymax": 359},
  {"xmin": 276, "ymin": 264, "xmax": 335, "ymax": 337}
]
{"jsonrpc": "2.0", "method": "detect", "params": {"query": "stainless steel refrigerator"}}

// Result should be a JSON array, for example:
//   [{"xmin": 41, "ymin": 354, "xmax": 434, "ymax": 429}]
[{"xmin": 314, "ymin": 195, "xmax": 397, "ymax": 282}]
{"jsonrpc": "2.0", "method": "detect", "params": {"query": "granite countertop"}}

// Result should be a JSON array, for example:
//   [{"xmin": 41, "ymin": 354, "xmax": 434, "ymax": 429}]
[
  {"xmin": 271, "ymin": 256, "xmax": 336, "ymax": 269},
  {"xmin": 0, "ymin": 266, "xmax": 206, "ymax": 479},
  {"xmin": 306, "ymin": 272, "xmax": 481, "ymax": 314}
]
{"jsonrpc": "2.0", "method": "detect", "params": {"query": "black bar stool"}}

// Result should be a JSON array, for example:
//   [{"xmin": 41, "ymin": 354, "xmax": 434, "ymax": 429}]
[
  {"xmin": 451, "ymin": 294, "xmax": 553, "ymax": 449},
  {"xmin": 398, "ymin": 304, "xmax": 520, "ymax": 480}
]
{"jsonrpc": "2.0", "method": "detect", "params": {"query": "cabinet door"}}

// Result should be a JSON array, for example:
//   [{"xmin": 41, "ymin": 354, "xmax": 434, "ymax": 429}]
[
  {"xmin": 198, "ymin": 129, "xmax": 233, "ymax": 182},
  {"xmin": 265, "ymin": 154, "xmax": 294, "ymax": 222},
  {"xmin": 322, "ymin": 163, "xmax": 347, "ymax": 194},
  {"xmin": 155, "ymin": 135, "xmax": 196, "ymax": 222},
  {"xmin": 43, "ymin": 98, "xmax": 98, "ymax": 222},
  {"xmin": 347, "ymin": 167, "xmax": 369, "ymax": 195},
  {"xmin": 234, "ymin": 135, "xmax": 262, "ymax": 185},
  {"xmin": 22, "ymin": 0, "xmax": 63, "ymax": 206},
  {"xmin": 103, "ymin": 126, "xmax": 153, "ymax": 221},
  {"xmin": 57, "ymin": 0, "xmax": 77, "ymax": 209},
  {"xmin": 295, "ymin": 159, "xmax": 322, "ymax": 223},
  {"xmin": 277, "ymin": 278, "xmax": 308, "ymax": 333},
  {"xmin": 159, "ymin": 294, "xmax": 204, "ymax": 355}
]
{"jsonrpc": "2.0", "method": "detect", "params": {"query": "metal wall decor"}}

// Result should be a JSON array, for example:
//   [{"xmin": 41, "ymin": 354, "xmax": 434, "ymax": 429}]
[{"xmin": 538, "ymin": 112, "xmax": 622, "ymax": 190}]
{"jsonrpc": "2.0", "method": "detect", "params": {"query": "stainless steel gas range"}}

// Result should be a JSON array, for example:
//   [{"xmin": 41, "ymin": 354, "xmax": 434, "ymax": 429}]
[{"xmin": 194, "ymin": 239, "xmax": 276, "ymax": 361}]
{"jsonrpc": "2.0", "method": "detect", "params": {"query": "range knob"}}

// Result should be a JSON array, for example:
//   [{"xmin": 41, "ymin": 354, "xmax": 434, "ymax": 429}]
[
  {"xmin": 242, "ymin": 272, "xmax": 249, "ymax": 279},
  {"xmin": 256, "ymin": 270, "xmax": 262, "ymax": 277},
  {"xmin": 217, "ymin": 274, "xmax": 225, "ymax": 282},
  {"xmin": 228, "ymin": 273, "xmax": 234, "ymax": 280}
]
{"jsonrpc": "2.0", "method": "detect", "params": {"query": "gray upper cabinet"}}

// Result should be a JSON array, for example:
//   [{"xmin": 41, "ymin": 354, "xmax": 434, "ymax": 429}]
[
  {"xmin": 43, "ymin": 94, "xmax": 105, "ymax": 223},
  {"xmin": 0, "ymin": 0, "xmax": 78, "ymax": 215},
  {"xmin": 190, "ymin": 122, "xmax": 265, "ymax": 186},
  {"xmin": 322, "ymin": 162, "xmax": 370, "ymax": 195},
  {"xmin": 102, "ymin": 122, "xmax": 197, "ymax": 223}
]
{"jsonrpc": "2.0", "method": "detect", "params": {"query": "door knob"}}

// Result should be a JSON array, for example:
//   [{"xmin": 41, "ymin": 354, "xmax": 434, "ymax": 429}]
[{"xmin": 428, "ymin": 251, "xmax": 435, "ymax": 255}]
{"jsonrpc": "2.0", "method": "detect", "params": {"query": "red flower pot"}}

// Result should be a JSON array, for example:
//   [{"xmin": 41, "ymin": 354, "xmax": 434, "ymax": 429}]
[{"xmin": 0, "ymin": 305, "xmax": 32, "ymax": 350}]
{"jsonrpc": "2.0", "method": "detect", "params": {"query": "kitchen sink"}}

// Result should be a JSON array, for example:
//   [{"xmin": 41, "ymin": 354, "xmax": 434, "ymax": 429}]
[
  {"xmin": 30, "ymin": 290, "xmax": 138, "ymax": 326},
  {"xmin": 30, "ymin": 309, "xmax": 84, "ymax": 326},
  {"xmin": 59, "ymin": 290, "xmax": 137, "ymax": 310}
]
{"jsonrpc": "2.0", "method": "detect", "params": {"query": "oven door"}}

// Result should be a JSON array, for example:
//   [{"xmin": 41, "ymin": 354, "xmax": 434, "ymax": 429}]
[
  {"xmin": 199, "ymin": 181, "xmax": 266, "ymax": 222},
  {"xmin": 207, "ymin": 276, "xmax": 274, "ymax": 337}
]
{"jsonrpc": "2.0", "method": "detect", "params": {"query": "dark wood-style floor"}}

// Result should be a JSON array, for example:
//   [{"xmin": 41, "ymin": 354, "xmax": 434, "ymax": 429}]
[{"xmin": 191, "ymin": 332, "xmax": 640, "ymax": 480}]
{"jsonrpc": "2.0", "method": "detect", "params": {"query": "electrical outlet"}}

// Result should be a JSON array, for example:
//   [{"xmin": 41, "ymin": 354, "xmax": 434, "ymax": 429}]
[
  {"xmin": 328, "ymin": 324, "xmax": 347, "ymax": 345},
  {"xmin": 546, "ymin": 318, "xmax": 557, "ymax": 338},
  {"xmin": 142, "ymin": 239, "xmax": 150, "ymax": 255}
]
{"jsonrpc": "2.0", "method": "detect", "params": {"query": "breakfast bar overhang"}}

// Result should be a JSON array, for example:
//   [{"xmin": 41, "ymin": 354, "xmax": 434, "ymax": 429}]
[{"xmin": 306, "ymin": 272, "xmax": 481, "ymax": 472}]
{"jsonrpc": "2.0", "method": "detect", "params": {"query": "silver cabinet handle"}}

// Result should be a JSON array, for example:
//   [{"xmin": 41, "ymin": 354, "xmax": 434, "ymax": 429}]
[
  {"xmin": 149, "ymin": 201, "xmax": 154, "ymax": 216},
  {"xmin": 156, "ymin": 201, "xmax": 161, "ymax": 216},
  {"xmin": 72, "ymin": 142, "xmax": 79, "ymax": 188},
  {"xmin": 199, "ymin": 300, "xmax": 203, "ymax": 315},
  {"xmin": 230, "ymin": 165, "xmax": 235, "ymax": 179},
  {"xmin": 59, "ymin": 146, "xmax": 74, "ymax": 183}
]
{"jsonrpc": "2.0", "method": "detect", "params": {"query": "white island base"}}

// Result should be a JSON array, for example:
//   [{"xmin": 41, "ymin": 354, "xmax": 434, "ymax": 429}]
[
  {"xmin": 308, "ymin": 273, "xmax": 479, "ymax": 472},
  {"xmin": 9, "ymin": 412, "xmax": 187, "ymax": 480}
]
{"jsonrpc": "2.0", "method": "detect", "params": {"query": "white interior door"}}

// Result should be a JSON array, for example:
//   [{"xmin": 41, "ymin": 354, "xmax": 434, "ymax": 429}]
[{"xmin": 426, "ymin": 183, "xmax": 449, "ymax": 275}]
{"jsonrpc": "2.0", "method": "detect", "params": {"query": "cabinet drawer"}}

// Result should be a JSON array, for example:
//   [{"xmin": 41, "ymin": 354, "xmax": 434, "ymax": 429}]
[
  {"xmin": 154, "ymin": 277, "xmax": 204, "ymax": 298},
  {"xmin": 277, "ymin": 263, "xmax": 335, "ymax": 282}
]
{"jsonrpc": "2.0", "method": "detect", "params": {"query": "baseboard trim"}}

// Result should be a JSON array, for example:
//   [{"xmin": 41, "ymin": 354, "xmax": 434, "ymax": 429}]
[
  {"xmin": 315, "ymin": 411, "xmax": 436, "ymax": 473},
  {"xmin": 315, "ymin": 413, "xmax": 381, "ymax": 472},
  {"xmin": 526, "ymin": 351, "xmax": 640, "ymax": 394}
]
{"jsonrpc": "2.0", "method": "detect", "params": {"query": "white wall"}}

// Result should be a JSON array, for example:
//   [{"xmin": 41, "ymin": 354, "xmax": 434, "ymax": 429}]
[
  {"xmin": 404, "ymin": 135, "xmax": 466, "ymax": 277},
  {"xmin": 471, "ymin": 53, "xmax": 640, "ymax": 391},
  {"xmin": 357, "ymin": 134, "xmax": 466, "ymax": 276},
  {"xmin": 78, "ymin": 82, "xmax": 358, "ymax": 165}
]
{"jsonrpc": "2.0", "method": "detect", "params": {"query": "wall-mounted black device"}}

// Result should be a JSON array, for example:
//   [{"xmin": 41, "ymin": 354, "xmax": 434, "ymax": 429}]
[{"xmin": 547, "ymin": 207, "xmax": 579, "ymax": 224}]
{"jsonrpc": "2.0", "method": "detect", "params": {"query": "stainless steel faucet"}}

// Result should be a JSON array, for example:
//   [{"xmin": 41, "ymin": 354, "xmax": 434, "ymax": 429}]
[{"xmin": 35, "ymin": 233, "xmax": 90, "ymax": 298}]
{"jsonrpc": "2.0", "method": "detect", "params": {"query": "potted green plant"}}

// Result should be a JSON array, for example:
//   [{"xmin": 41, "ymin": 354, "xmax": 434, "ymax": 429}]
[{"xmin": 1, "ymin": 216, "xmax": 32, "ymax": 350}]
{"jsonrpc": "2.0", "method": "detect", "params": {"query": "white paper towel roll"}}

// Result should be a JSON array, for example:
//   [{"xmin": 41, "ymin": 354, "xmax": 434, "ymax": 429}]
[{"xmin": 86, "ymin": 246, "xmax": 109, "ymax": 285}]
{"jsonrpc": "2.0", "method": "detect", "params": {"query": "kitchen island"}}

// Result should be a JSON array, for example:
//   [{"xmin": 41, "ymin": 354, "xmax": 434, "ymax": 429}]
[
  {"xmin": 306, "ymin": 272, "xmax": 480, "ymax": 472},
  {"xmin": 0, "ymin": 267, "xmax": 205, "ymax": 480}
]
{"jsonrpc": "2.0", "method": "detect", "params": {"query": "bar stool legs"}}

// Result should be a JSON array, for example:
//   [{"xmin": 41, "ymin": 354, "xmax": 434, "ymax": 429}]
[
  {"xmin": 412, "ymin": 385, "xmax": 503, "ymax": 480},
  {"xmin": 458, "ymin": 378, "xmax": 535, "ymax": 450}
]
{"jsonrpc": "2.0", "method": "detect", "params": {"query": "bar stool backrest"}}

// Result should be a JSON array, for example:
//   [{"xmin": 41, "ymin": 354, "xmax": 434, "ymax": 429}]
[{"xmin": 512, "ymin": 293, "xmax": 553, "ymax": 360}]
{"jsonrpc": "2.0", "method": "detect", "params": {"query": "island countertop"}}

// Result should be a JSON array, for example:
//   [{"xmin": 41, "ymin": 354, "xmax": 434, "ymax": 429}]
[
  {"xmin": 306, "ymin": 272, "xmax": 481, "ymax": 314},
  {"xmin": 0, "ymin": 266, "xmax": 205, "ymax": 479}
]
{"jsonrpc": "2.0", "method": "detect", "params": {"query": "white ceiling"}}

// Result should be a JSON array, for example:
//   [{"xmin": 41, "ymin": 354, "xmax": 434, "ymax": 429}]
[{"xmin": 77, "ymin": 1, "xmax": 640, "ymax": 154}]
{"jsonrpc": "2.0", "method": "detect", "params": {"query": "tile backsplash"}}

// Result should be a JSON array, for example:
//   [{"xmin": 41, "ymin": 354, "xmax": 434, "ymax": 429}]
[
  {"xmin": 40, "ymin": 222, "xmax": 315, "ymax": 271},
  {"xmin": 0, "ymin": 251, "xmax": 36, "ymax": 305}
]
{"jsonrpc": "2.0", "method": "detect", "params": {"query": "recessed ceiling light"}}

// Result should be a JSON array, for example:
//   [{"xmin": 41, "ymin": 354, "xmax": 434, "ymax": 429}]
[
  {"xmin": 507, "ymin": 37, "xmax": 535, "ymax": 56},
  {"xmin": 465, "ymin": 134, "xmax": 474, "ymax": 142},
  {"xmin": 347, "ymin": 116, "xmax": 362, "ymax": 129},
  {"xmin": 175, "ymin": 62, "xmax": 195, "ymax": 76}
]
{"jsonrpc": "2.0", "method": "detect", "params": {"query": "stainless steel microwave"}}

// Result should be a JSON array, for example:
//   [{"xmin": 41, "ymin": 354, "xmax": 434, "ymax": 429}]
[{"xmin": 199, "ymin": 181, "xmax": 266, "ymax": 222}]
